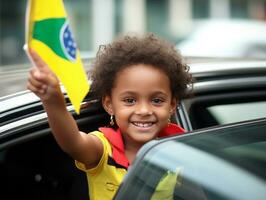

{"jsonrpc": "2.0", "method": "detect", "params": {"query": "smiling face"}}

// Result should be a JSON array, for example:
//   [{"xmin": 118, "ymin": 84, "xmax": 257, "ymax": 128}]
[{"xmin": 103, "ymin": 64, "xmax": 177, "ymax": 147}]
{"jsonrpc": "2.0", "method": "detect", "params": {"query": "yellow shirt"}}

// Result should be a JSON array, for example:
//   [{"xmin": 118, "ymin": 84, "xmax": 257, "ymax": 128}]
[{"xmin": 75, "ymin": 131, "xmax": 127, "ymax": 200}]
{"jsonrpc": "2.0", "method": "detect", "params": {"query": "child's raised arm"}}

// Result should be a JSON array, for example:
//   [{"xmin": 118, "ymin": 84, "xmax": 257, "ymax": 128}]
[{"xmin": 27, "ymin": 49, "xmax": 103, "ymax": 169}]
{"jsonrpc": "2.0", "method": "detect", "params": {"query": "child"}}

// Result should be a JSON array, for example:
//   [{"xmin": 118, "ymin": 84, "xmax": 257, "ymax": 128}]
[{"xmin": 27, "ymin": 33, "xmax": 193, "ymax": 199}]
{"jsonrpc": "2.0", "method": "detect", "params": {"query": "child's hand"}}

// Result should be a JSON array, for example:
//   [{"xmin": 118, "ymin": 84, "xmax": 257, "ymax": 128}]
[{"xmin": 27, "ymin": 49, "xmax": 61, "ymax": 101}]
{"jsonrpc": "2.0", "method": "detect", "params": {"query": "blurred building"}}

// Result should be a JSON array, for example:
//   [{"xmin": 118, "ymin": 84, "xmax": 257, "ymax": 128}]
[{"xmin": 0, "ymin": 0, "xmax": 266, "ymax": 66}]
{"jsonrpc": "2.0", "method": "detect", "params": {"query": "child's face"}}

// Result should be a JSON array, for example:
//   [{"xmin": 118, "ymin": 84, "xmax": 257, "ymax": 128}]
[{"xmin": 103, "ymin": 64, "xmax": 177, "ymax": 146}]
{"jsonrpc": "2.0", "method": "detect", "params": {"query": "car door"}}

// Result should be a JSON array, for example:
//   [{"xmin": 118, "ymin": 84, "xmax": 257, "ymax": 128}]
[
  {"xmin": 114, "ymin": 118, "xmax": 266, "ymax": 200},
  {"xmin": 0, "ymin": 91, "xmax": 109, "ymax": 200}
]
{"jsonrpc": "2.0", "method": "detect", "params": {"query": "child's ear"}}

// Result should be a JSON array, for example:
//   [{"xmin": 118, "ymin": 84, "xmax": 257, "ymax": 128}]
[
  {"xmin": 102, "ymin": 95, "xmax": 114, "ymax": 115},
  {"xmin": 170, "ymin": 98, "xmax": 178, "ymax": 114}
]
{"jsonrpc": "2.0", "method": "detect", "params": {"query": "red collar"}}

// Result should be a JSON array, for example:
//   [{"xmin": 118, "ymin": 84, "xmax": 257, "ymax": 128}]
[{"xmin": 99, "ymin": 123, "xmax": 185, "ymax": 168}]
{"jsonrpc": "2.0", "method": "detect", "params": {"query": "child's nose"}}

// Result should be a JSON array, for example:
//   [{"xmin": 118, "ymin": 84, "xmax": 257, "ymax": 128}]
[{"xmin": 135, "ymin": 102, "xmax": 152, "ymax": 115}]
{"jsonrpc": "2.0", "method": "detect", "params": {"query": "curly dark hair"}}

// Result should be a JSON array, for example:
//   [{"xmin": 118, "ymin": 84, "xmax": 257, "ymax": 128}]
[{"xmin": 89, "ymin": 33, "xmax": 193, "ymax": 101}]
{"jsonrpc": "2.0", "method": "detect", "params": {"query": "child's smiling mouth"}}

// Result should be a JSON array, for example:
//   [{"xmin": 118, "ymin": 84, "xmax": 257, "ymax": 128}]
[{"xmin": 132, "ymin": 122, "xmax": 154, "ymax": 128}]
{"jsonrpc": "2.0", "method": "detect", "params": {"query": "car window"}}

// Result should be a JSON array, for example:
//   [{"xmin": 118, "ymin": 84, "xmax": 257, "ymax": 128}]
[
  {"xmin": 187, "ymin": 96, "xmax": 266, "ymax": 129},
  {"xmin": 207, "ymin": 101, "xmax": 266, "ymax": 125},
  {"xmin": 114, "ymin": 119, "xmax": 266, "ymax": 200}
]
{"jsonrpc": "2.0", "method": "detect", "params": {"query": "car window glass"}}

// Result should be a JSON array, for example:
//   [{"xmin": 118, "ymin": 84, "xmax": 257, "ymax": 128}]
[
  {"xmin": 115, "ymin": 120, "xmax": 266, "ymax": 200},
  {"xmin": 207, "ymin": 101, "xmax": 266, "ymax": 124},
  {"xmin": 187, "ymin": 99, "xmax": 266, "ymax": 129}
]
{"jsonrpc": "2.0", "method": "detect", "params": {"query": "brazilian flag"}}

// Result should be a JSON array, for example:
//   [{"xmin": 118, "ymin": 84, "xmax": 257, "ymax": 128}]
[{"xmin": 25, "ymin": 0, "xmax": 89, "ymax": 114}]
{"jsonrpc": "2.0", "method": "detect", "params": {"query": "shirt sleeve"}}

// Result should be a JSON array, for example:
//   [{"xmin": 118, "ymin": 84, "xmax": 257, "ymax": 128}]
[{"xmin": 75, "ymin": 131, "xmax": 112, "ymax": 175}]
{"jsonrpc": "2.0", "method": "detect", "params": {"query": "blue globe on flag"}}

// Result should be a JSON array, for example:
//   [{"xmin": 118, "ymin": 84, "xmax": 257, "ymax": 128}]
[{"xmin": 60, "ymin": 21, "xmax": 77, "ymax": 61}]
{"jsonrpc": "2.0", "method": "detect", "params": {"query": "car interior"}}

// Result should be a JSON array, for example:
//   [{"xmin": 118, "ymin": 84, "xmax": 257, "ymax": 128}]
[{"xmin": 1, "ymin": 136, "xmax": 88, "ymax": 199}]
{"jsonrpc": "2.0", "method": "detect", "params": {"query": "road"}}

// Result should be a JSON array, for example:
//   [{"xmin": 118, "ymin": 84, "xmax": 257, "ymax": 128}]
[
  {"xmin": 0, "ymin": 61, "xmax": 91, "ymax": 98},
  {"xmin": 0, "ymin": 68, "xmax": 29, "ymax": 97}
]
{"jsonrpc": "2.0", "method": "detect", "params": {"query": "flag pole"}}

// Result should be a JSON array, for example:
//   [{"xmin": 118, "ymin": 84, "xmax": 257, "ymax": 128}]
[{"xmin": 23, "ymin": 0, "xmax": 34, "ymax": 65}]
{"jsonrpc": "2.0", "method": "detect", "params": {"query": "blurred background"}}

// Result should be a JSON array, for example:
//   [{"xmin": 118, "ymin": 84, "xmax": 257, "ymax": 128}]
[{"xmin": 0, "ymin": 0, "xmax": 266, "ymax": 96}]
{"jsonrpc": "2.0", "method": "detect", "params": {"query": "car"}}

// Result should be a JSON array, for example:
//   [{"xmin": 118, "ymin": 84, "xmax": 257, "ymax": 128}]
[
  {"xmin": 1, "ymin": 58, "xmax": 266, "ymax": 199},
  {"xmin": 176, "ymin": 19, "xmax": 266, "ymax": 58}
]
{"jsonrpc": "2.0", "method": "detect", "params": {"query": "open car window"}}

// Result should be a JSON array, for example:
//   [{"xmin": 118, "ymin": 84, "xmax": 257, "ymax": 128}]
[
  {"xmin": 207, "ymin": 100, "xmax": 266, "ymax": 124},
  {"xmin": 185, "ymin": 90, "xmax": 266, "ymax": 130},
  {"xmin": 114, "ymin": 118, "xmax": 266, "ymax": 200}
]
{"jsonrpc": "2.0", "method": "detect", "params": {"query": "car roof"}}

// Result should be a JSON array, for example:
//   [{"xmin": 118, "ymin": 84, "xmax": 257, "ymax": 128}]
[{"xmin": 188, "ymin": 59, "xmax": 266, "ymax": 78}]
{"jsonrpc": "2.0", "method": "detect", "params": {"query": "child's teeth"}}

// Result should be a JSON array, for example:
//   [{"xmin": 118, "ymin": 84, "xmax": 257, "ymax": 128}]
[{"xmin": 134, "ymin": 122, "xmax": 152, "ymax": 127}]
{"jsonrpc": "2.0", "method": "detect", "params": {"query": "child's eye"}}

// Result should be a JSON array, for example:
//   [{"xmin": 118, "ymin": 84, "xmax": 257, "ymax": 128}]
[
  {"xmin": 123, "ymin": 98, "xmax": 136, "ymax": 105},
  {"xmin": 151, "ymin": 98, "xmax": 164, "ymax": 105}
]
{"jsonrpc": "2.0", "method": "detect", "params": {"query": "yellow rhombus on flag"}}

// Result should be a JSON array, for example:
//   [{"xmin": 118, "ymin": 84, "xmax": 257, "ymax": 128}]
[{"xmin": 25, "ymin": 0, "xmax": 90, "ymax": 114}]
